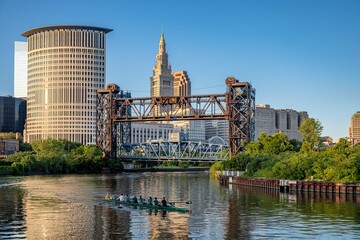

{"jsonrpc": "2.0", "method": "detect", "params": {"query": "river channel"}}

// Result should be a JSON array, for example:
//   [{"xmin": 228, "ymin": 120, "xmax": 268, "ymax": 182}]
[{"xmin": 0, "ymin": 172, "xmax": 359, "ymax": 239}]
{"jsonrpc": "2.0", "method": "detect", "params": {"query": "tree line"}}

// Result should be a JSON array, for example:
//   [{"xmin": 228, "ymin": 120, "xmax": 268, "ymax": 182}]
[
  {"xmin": 210, "ymin": 118, "xmax": 360, "ymax": 183},
  {"xmin": 0, "ymin": 139, "xmax": 122, "ymax": 176}
]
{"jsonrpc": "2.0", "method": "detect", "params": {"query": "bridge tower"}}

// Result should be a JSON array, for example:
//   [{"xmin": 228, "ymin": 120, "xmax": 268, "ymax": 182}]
[
  {"xmin": 96, "ymin": 83, "xmax": 131, "ymax": 158},
  {"xmin": 225, "ymin": 77, "xmax": 255, "ymax": 156}
]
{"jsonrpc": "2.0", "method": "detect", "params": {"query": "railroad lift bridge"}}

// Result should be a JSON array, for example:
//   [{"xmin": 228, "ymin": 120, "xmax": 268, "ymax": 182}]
[{"xmin": 96, "ymin": 77, "xmax": 255, "ymax": 163}]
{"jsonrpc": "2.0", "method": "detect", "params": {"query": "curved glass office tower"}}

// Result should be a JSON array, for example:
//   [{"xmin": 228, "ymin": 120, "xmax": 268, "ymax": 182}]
[{"xmin": 22, "ymin": 25, "xmax": 112, "ymax": 144}]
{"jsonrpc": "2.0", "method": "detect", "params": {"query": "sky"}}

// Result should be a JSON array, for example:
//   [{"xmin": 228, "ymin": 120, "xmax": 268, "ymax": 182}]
[{"xmin": 0, "ymin": 0, "xmax": 359, "ymax": 140}]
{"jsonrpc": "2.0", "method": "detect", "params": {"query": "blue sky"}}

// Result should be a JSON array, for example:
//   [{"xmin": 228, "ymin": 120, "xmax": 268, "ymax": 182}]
[{"xmin": 0, "ymin": 0, "xmax": 359, "ymax": 140}]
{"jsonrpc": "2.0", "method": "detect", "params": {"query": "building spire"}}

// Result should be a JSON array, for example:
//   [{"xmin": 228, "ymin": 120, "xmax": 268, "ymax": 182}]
[
  {"xmin": 159, "ymin": 32, "xmax": 166, "ymax": 53},
  {"xmin": 150, "ymin": 32, "xmax": 173, "ymax": 100}
]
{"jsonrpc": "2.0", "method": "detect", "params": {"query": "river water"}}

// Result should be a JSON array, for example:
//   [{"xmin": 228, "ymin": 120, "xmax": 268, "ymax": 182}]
[{"xmin": 0, "ymin": 172, "xmax": 359, "ymax": 239}]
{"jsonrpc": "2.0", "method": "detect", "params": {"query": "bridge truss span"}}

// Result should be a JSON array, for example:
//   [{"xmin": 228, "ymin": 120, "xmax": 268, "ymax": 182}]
[
  {"xmin": 96, "ymin": 77, "xmax": 255, "ymax": 159},
  {"xmin": 120, "ymin": 141, "xmax": 229, "ymax": 162},
  {"xmin": 114, "ymin": 94, "xmax": 228, "ymax": 122}
]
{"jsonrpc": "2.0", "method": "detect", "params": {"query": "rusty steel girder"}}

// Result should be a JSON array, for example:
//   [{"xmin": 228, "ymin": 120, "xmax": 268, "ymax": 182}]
[
  {"xmin": 96, "ymin": 78, "xmax": 255, "ymax": 158},
  {"xmin": 113, "ymin": 94, "xmax": 228, "ymax": 122},
  {"xmin": 226, "ymin": 77, "xmax": 256, "ymax": 156},
  {"xmin": 96, "ymin": 84, "xmax": 116, "ymax": 158}
]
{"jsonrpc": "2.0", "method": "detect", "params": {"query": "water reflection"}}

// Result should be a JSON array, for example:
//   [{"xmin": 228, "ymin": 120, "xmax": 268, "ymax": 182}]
[
  {"xmin": 0, "ymin": 173, "xmax": 359, "ymax": 239},
  {"xmin": 225, "ymin": 184, "xmax": 360, "ymax": 239},
  {"xmin": 0, "ymin": 179, "xmax": 26, "ymax": 239}
]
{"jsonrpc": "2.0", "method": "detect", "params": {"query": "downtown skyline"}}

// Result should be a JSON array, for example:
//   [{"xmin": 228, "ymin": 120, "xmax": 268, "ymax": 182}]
[{"xmin": 0, "ymin": 0, "xmax": 359, "ymax": 140}]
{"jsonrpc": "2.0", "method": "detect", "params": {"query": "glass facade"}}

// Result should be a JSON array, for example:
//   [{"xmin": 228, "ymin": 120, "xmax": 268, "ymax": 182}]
[{"xmin": 0, "ymin": 96, "xmax": 26, "ymax": 133}]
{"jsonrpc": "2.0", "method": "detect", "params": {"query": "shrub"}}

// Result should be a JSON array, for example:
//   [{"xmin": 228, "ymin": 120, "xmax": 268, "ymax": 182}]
[{"xmin": 0, "ymin": 166, "xmax": 13, "ymax": 176}]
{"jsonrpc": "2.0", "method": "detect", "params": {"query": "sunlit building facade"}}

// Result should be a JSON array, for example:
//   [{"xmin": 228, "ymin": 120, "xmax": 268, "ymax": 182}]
[
  {"xmin": 172, "ymin": 70, "xmax": 191, "ymax": 97},
  {"xmin": 205, "ymin": 104, "xmax": 308, "ymax": 144},
  {"xmin": 255, "ymin": 104, "xmax": 308, "ymax": 141},
  {"xmin": 150, "ymin": 33, "xmax": 173, "ymax": 115},
  {"xmin": 14, "ymin": 41, "xmax": 28, "ymax": 98},
  {"xmin": 349, "ymin": 112, "xmax": 360, "ymax": 145},
  {"xmin": 130, "ymin": 122, "xmax": 174, "ymax": 144},
  {"xmin": 22, "ymin": 25, "xmax": 112, "ymax": 144},
  {"xmin": 150, "ymin": 33, "xmax": 173, "ymax": 97}
]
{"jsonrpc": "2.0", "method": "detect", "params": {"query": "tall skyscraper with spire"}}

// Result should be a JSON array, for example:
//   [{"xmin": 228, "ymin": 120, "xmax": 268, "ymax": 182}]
[{"xmin": 150, "ymin": 33, "xmax": 174, "ymax": 98}]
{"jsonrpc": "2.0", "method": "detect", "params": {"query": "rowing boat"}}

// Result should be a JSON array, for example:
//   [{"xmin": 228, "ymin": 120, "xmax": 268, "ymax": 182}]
[{"xmin": 102, "ymin": 199, "xmax": 190, "ymax": 213}]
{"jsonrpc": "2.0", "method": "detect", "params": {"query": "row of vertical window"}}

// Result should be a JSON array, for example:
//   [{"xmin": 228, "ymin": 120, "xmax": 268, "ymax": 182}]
[
  {"xmin": 28, "ymin": 30, "xmax": 106, "ymax": 51},
  {"xmin": 27, "ymin": 78, "xmax": 103, "ymax": 86},
  {"xmin": 29, "ymin": 66, "xmax": 104, "ymax": 74},
  {"xmin": 29, "ymin": 60, "xmax": 104, "ymax": 69},
  {"xmin": 28, "ymin": 54, "xmax": 105, "ymax": 66},
  {"xmin": 29, "ymin": 72, "xmax": 105, "ymax": 78},
  {"xmin": 29, "ymin": 48, "xmax": 103, "ymax": 56}
]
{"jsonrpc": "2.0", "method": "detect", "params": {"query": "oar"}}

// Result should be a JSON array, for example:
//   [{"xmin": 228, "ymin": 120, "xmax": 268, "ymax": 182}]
[{"xmin": 169, "ymin": 200, "xmax": 192, "ymax": 204}]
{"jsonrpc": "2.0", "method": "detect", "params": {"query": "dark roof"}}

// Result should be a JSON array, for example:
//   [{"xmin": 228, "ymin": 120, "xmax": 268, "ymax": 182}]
[{"xmin": 22, "ymin": 25, "xmax": 113, "ymax": 37}]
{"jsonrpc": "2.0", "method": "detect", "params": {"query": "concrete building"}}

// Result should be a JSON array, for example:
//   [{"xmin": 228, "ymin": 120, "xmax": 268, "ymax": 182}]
[
  {"xmin": 14, "ymin": 41, "xmax": 28, "ymax": 98},
  {"xmin": 205, "ymin": 120, "xmax": 228, "ymax": 145},
  {"xmin": 172, "ymin": 70, "xmax": 191, "ymax": 96},
  {"xmin": 172, "ymin": 120, "xmax": 205, "ymax": 142},
  {"xmin": 0, "ymin": 96, "xmax": 26, "ymax": 133},
  {"xmin": 204, "ymin": 104, "xmax": 308, "ymax": 143},
  {"xmin": 255, "ymin": 104, "xmax": 308, "ymax": 141},
  {"xmin": 0, "ymin": 138, "xmax": 19, "ymax": 156},
  {"xmin": 130, "ymin": 122, "xmax": 174, "ymax": 144},
  {"xmin": 22, "ymin": 25, "xmax": 112, "ymax": 144},
  {"xmin": 349, "ymin": 112, "xmax": 360, "ymax": 145},
  {"xmin": 169, "ymin": 131, "xmax": 188, "ymax": 142}
]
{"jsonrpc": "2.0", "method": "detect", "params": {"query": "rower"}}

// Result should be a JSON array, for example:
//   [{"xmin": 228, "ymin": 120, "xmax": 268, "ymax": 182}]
[
  {"xmin": 147, "ymin": 196, "xmax": 153, "ymax": 205},
  {"xmin": 132, "ymin": 195, "xmax": 138, "ymax": 203},
  {"xmin": 126, "ymin": 194, "xmax": 131, "ymax": 202},
  {"xmin": 112, "ymin": 193, "xmax": 118, "ymax": 200},
  {"xmin": 139, "ymin": 195, "xmax": 145, "ymax": 204},
  {"xmin": 153, "ymin": 197, "xmax": 159, "ymax": 206},
  {"xmin": 105, "ymin": 193, "xmax": 112, "ymax": 200},
  {"xmin": 118, "ymin": 194, "xmax": 124, "ymax": 202},
  {"xmin": 161, "ymin": 197, "xmax": 167, "ymax": 207}
]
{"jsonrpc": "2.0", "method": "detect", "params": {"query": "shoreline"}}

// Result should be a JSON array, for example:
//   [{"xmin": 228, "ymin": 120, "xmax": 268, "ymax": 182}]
[
  {"xmin": 108, "ymin": 167, "xmax": 209, "ymax": 173},
  {"xmin": 217, "ymin": 173, "xmax": 360, "ymax": 195},
  {"xmin": 0, "ymin": 167, "xmax": 210, "ymax": 177}
]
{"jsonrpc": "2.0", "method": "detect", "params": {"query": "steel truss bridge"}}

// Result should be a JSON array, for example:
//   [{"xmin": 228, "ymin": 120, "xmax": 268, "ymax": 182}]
[
  {"xmin": 119, "ymin": 141, "xmax": 229, "ymax": 162},
  {"xmin": 96, "ymin": 77, "xmax": 255, "ymax": 161}
]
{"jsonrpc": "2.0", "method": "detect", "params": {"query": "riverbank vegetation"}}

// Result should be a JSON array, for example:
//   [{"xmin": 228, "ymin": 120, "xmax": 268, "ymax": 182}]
[
  {"xmin": 0, "ymin": 139, "xmax": 122, "ymax": 176},
  {"xmin": 210, "ymin": 118, "xmax": 360, "ymax": 183}
]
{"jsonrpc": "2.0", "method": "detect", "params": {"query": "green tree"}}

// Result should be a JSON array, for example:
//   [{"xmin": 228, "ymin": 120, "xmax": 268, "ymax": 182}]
[
  {"xmin": 289, "ymin": 139, "xmax": 302, "ymax": 152},
  {"xmin": 299, "ymin": 118, "xmax": 323, "ymax": 150},
  {"xmin": 108, "ymin": 158, "xmax": 124, "ymax": 172},
  {"xmin": 209, "ymin": 161, "xmax": 223, "ymax": 174},
  {"xmin": 9, "ymin": 152, "xmax": 37, "ymax": 175},
  {"xmin": 19, "ymin": 142, "xmax": 33, "ymax": 152},
  {"xmin": 246, "ymin": 132, "xmax": 293, "ymax": 155},
  {"xmin": 222, "ymin": 153, "xmax": 251, "ymax": 171},
  {"xmin": 244, "ymin": 141, "xmax": 262, "ymax": 155}
]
